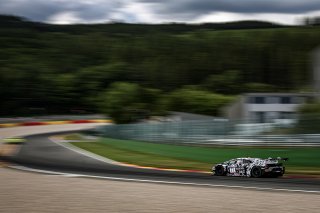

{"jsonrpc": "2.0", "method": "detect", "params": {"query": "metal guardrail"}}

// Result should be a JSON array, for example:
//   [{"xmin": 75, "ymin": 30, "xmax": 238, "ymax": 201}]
[{"xmin": 197, "ymin": 135, "xmax": 320, "ymax": 147}]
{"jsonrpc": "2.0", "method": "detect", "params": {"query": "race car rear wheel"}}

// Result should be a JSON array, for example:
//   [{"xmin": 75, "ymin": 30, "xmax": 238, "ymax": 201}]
[
  {"xmin": 250, "ymin": 166, "xmax": 262, "ymax": 178},
  {"xmin": 215, "ymin": 165, "xmax": 226, "ymax": 176}
]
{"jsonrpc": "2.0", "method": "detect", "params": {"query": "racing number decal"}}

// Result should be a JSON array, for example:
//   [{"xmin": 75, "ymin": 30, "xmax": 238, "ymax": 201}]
[{"xmin": 229, "ymin": 168, "xmax": 236, "ymax": 173}]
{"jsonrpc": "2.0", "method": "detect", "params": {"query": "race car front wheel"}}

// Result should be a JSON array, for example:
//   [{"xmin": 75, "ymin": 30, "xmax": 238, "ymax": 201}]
[
  {"xmin": 250, "ymin": 166, "xmax": 262, "ymax": 178},
  {"xmin": 215, "ymin": 165, "xmax": 226, "ymax": 176}
]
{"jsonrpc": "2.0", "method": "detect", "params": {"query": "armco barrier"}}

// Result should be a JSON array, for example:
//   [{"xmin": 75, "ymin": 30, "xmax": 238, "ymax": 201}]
[{"xmin": 201, "ymin": 135, "xmax": 320, "ymax": 147}]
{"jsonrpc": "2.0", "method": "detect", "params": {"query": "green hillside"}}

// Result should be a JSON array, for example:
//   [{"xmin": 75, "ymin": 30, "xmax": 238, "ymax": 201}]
[{"xmin": 1, "ymin": 15, "xmax": 320, "ymax": 117}]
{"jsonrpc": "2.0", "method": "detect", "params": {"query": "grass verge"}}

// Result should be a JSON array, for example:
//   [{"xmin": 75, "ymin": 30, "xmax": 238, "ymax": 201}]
[{"xmin": 70, "ymin": 137, "xmax": 320, "ymax": 175}]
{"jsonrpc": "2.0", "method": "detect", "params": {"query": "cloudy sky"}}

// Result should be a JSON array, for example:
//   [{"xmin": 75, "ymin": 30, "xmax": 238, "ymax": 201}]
[{"xmin": 1, "ymin": 0, "xmax": 320, "ymax": 25}]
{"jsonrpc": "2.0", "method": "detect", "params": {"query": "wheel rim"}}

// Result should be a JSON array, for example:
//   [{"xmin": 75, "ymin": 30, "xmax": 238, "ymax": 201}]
[
  {"xmin": 216, "ymin": 167, "xmax": 223, "ymax": 175},
  {"xmin": 252, "ymin": 168, "xmax": 260, "ymax": 177}
]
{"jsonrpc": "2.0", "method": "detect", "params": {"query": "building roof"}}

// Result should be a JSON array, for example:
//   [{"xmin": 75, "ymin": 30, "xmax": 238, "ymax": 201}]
[{"xmin": 243, "ymin": 93, "xmax": 314, "ymax": 97}]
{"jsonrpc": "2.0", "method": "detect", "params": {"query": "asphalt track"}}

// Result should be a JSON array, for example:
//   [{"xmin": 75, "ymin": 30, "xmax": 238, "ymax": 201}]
[{"xmin": 2, "ymin": 130, "xmax": 319, "ymax": 194}]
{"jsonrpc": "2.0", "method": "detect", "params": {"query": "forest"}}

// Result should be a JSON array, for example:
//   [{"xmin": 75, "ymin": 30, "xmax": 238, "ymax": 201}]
[{"xmin": 1, "ymin": 15, "xmax": 320, "ymax": 121}]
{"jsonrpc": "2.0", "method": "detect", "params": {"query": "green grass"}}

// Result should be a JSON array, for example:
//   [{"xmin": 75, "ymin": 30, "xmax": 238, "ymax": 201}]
[
  {"xmin": 64, "ymin": 134, "xmax": 83, "ymax": 140},
  {"xmin": 71, "ymin": 137, "xmax": 320, "ymax": 174}
]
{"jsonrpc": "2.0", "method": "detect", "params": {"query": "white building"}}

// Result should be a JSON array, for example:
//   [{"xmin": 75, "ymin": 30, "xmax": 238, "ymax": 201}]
[{"xmin": 225, "ymin": 93, "xmax": 314, "ymax": 123}]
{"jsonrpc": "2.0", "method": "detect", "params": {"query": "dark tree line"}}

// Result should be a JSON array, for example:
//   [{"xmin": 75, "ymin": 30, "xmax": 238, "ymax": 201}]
[{"xmin": 1, "ymin": 15, "xmax": 320, "ymax": 120}]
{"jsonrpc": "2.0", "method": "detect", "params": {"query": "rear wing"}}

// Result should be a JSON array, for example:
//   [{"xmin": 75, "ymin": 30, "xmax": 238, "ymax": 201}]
[{"xmin": 268, "ymin": 157, "xmax": 289, "ymax": 161}]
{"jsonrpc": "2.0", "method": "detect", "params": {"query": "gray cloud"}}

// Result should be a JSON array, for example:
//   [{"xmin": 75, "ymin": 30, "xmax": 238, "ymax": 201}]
[
  {"xmin": 138, "ymin": 0, "xmax": 320, "ymax": 16},
  {"xmin": 1, "ymin": 0, "xmax": 63, "ymax": 21},
  {"xmin": 0, "ymin": 0, "xmax": 123, "ymax": 23},
  {"xmin": 1, "ymin": 0, "xmax": 320, "ymax": 24}
]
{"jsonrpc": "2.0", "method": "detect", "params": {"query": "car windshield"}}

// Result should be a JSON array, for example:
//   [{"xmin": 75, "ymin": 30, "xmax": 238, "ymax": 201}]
[
  {"xmin": 226, "ymin": 160, "xmax": 236, "ymax": 164},
  {"xmin": 243, "ymin": 159, "xmax": 252, "ymax": 163}
]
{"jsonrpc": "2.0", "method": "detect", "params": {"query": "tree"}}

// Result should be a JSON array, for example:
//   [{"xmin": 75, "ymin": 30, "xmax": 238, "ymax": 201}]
[
  {"xmin": 165, "ymin": 87, "xmax": 234, "ymax": 116},
  {"xmin": 100, "ymin": 82, "xmax": 162, "ymax": 123},
  {"xmin": 203, "ymin": 70, "xmax": 242, "ymax": 94},
  {"xmin": 243, "ymin": 83, "xmax": 277, "ymax": 93}
]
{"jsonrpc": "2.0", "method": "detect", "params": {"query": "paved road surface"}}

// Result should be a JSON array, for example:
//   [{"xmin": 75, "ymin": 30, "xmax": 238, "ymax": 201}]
[
  {"xmin": 1, "ymin": 124, "xmax": 319, "ymax": 212},
  {"xmin": 1, "ymin": 167, "xmax": 319, "ymax": 213},
  {"xmin": 5, "ymin": 130, "xmax": 320, "ymax": 193}
]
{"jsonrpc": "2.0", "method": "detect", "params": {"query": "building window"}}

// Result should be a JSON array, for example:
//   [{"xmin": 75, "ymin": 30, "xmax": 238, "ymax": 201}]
[
  {"xmin": 247, "ymin": 96, "xmax": 266, "ymax": 104},
  {"xmin": 280, "ymin": 96, "xmax": 291, "ymax": 104},
  {"xmin": 254, "ymin": 97, "xmax": 265, "ymax": 104}
]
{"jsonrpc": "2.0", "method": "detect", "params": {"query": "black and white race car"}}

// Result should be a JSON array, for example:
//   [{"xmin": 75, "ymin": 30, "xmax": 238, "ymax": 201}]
[{"xmin": 212, "ymin": 157, "xmax": 288, "ymax": 177}]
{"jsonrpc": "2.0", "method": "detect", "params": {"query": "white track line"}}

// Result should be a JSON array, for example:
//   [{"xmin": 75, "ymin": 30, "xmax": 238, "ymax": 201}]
[
  {"xmin": 8, "ymin": 165, "xmax": 320, "ymax": 194},
  {"xmin": 49, "ymin": 137, "xmax": 122, "ymax": 165}
]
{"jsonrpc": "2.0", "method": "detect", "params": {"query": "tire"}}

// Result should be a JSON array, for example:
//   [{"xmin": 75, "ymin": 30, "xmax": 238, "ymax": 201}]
[
  {"xmin": 250, "ymin": 166, "xmax": 263, "ymax": 178},
  {"xmin": 215, "ymin": 165, "xmax": 226, "ymax": 176}
]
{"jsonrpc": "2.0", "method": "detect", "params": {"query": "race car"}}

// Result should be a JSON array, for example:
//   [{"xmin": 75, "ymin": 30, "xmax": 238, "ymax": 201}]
[{"xmin": 212, "ymin": 157, "xmax": 288, "ymax": 177}]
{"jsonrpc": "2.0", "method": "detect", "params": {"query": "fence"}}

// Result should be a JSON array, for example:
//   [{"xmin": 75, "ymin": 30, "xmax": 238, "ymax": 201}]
[{"xmin": 97, "ymin": 118, "xmax": 320, "ymax": 147}]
